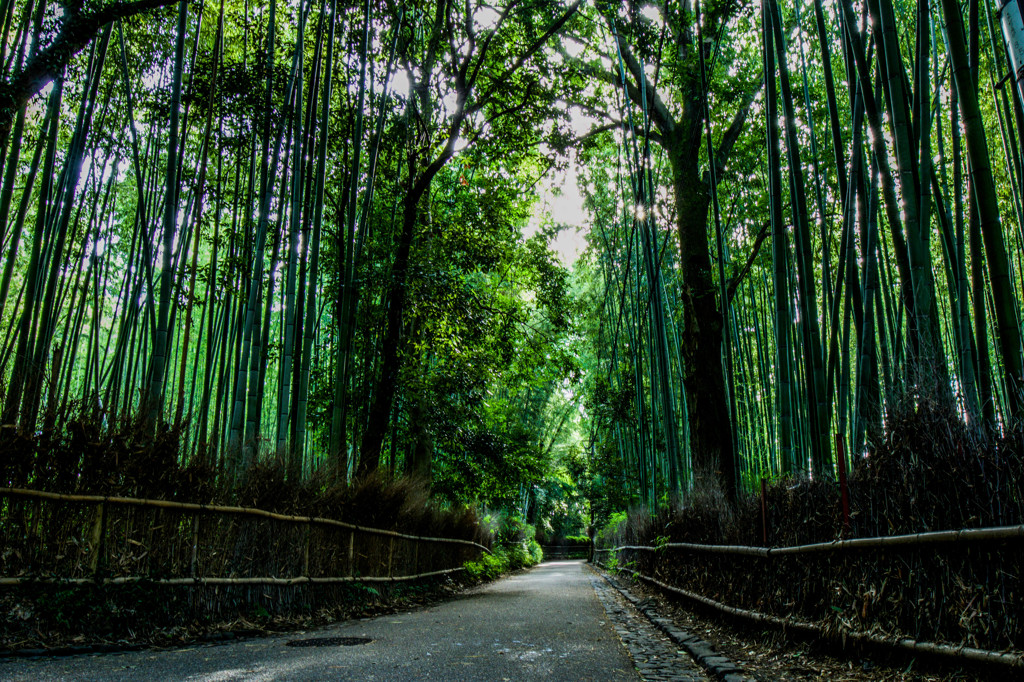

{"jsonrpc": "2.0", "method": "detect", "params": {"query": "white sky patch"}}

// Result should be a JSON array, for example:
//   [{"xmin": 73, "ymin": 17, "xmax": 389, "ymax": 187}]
[
  {"xmin": 640, "ymin": 4, "xmax": 662, "ymax": 24},
  {"xmin": 474, "ymin": 5, "xmax": 501, "ymax": 32},
  {"xmin": 527, "ymin": 162, "xmax": 589, "ymax": 266},
  {"xmin": 389, "ymin": 70, "xmax": 412, "ymax": 100},
  {"xmin": 561, "ymin": 36, "xmax": 587, "ymax": 58},
  {"xmin": 442, "ymin": 90, "xmax": 460, "ymax": 118}
]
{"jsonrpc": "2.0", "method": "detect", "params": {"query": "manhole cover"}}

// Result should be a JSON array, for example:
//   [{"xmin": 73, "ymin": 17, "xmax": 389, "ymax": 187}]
[{"xmin": 286, "ymin": 637, "xmax": 373, "ymax": 647}]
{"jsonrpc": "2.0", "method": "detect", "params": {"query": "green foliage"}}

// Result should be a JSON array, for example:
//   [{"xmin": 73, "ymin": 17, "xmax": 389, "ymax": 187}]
[
  {"xmin": 595, "ymin": 511, "xmax": 628, "ymax": 548},
  {"xmin": 532, "ymin": 464, "xmax": 589, "ymax": 543},
  {"xmin": 463, "ymin": 512, "xmax": 543, "ymax": 580},
  {"xmin": 463, "ymin": 551, "xmax": 509, "ymax": 581},
  {"xmin": 348, "ymin": 583, "xmax": 381, "ymax": 600}
]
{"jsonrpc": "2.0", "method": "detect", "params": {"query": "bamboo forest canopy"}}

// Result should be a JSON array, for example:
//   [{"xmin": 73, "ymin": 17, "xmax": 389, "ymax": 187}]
[{"xmin": 0, "ymin": 0, "xmax": 1023, "ymax": 518}]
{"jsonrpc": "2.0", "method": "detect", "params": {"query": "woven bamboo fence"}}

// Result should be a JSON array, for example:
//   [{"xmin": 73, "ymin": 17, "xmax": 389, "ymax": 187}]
[
  {"xmin": 0, "ymin": 487, "xmax": 490, "ymax": 587},
  {"xmin": 595, "ymin": 526, "xmax": 1024, "ymax": 669},
  {"xmin": 540, "ymin": 543, "xmax": 590, "ymax": 559}
]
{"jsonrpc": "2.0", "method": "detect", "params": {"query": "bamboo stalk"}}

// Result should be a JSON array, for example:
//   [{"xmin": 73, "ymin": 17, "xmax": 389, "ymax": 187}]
[
  {"xmin": 0, "ymin": 488, "xmax": 491, "ymax": 553},
  {"xmin": 88, "ymin": 501, "xmax": 106, "ymax": 575},
  {"xmin": 302, "ymin": 524, "xmax": 310, "ymax": 577}
]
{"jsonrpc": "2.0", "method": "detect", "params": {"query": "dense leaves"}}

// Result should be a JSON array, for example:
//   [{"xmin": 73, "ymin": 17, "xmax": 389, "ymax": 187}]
[{"xmin": 0, "ymin": 0, "xmax": 1023, "ymax": 542}]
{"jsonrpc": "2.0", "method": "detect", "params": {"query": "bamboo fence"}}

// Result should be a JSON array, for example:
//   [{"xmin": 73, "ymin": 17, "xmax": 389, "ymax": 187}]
[
  {"xmin": 0, "ymin": 487, "xmax": 490, "ymax": 587},
  {"xmin": 595, "ymin": 526, "xmax": 1024, "ymax": 670},
  {"xmin": 605, "ymin": 566, "xmax": 1024, "ymax": 669},
  {"xmin": 596, "ymin": 523, "xmax": 1024, "ymax": 557}
]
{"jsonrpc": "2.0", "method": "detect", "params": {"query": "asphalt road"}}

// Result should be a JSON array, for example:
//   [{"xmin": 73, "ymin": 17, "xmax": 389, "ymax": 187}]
[{"xmin": 1, "ymin": 560, "xmax": 639, "ymax": 681}]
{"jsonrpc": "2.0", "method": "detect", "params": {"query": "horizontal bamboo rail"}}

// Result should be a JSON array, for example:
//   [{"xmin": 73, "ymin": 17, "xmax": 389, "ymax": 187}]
[
  {"xmin": 0, "ymin": 566, "xmax": 464, "ymax": 587},
  {"xmin": 0, "ymin": 487, "xmax": 491, "ymax": 553},
  {"xmin": 595, "ymin": 523, "xmax": 1024, "ymax": 557},
  {"xmin": 602, "ymin": 564, "xmax": 1024, "ymax": 670}
]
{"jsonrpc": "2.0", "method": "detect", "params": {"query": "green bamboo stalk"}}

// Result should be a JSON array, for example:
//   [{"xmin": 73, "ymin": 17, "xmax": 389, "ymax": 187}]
[{"xmin": 940, "ymin": 0, "xmax": 1024, "ymax": 419}]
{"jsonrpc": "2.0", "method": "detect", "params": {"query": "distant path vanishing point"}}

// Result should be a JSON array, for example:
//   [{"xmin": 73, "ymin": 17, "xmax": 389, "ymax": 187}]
[{"xmin": 1, "ymin": 560, "xmax": 639, "ymax": 681}]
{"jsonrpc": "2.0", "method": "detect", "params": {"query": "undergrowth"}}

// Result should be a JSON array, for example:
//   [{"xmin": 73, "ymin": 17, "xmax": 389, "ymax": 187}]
[
  {"xmin": 0, "ymin": 406, "xmax": 495, "ymax": 650},
  {"xmin": 0, "ymin": 405, "xmax": 488, "ymax": 543},
  {"xmin": 595, "ymin": 403, "xmax": 1024, "ymax": 653},
  {"xmin": 463, "ymin": 513, "xmax": 543, "ymax": 581},
  {"xmin": 2, "ymin": 574, "xmax": 469, "ymax": 651}
]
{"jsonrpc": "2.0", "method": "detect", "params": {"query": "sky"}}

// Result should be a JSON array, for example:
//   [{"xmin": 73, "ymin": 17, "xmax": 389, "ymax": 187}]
[{"xmin": 528, "ymin": 162, "xmax": 590, "ymax": 267}]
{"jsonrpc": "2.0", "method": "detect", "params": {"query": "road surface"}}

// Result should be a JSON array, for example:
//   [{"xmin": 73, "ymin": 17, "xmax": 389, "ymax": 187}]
[{"xmin": 1, "ymin": 560, "xmax": 639, "ymax": 681}]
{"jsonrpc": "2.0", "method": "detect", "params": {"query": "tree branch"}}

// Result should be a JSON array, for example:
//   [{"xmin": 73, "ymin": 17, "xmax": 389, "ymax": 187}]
[
  {"xmin": 575, "ymin": 119, "xmax": 663, "ymax": 147},
  {"xmin": 0, "ymin": 0, "xmax": 180, "ymax": 134},
  {"xmin": 714, "ymin": 83, "xmax": 761, "ymax": 176},
  {"xmin": 610, "ymin": 31, "xmax": 676, "ymax": 137},
  {"xmin": 471, "ymin": 0, "xmax": 582, "ymax": 113},
  {"xmin": 726, "ymin": 221, "xmax": 770, "ymax": 304}
]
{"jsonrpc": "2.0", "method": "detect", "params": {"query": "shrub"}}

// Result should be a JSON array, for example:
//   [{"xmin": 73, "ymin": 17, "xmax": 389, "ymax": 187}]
[
  {"xmin": 528, "ymin": 539, "xmax": 544, "ymax": 564},
  {"xmin": 463, "ymin": 552, "xmax": 508, "ymax": 581},
  {"xmin": 462, "ymin": 512, "xmax": 543, "ymax": 580},
  {"xmin": 596, "ymin": 510, "xmax": 628, "ymax": 548}
]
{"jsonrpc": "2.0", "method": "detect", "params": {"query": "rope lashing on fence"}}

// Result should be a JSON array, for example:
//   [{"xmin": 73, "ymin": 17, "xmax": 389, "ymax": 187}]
[
  {"xmin": 594, "ymin": 522, "xmax": 1024, "ymax": 557},
  {"xmin": 599, "ymin": 563, "xmax": 1024, "ymax": 670},
  {"xmin": 0, "ymin": 487, "xmax": 492, "ymax": 554},
  {"xmin": 0, "ymin": 567, "xmax": 465, "ymax": 587}
]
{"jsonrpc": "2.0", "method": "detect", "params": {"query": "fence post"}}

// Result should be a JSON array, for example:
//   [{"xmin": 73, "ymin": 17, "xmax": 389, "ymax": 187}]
[
  {"xmin": 387, "ymin": 538, "xmax": 394, "ymax": 578},
  {"xmin": 302, "ymin": 523, "xmax": 311, "ymax": 577},
  {"xmin": 760, "ymin": 477, "xmax": 768, "ymax": 545},
  {"xmin": 835, "ymin": 433, "xmax": 851, "ymax": 536},
  {"xmin": 190, "ymin": 513, "xmax": 200, "ymax": 578},
  {"xmin": 89, "ymin": 501, "xmax": 107, "ymax": 577},
  {"xmin": 347, "ymin": 531, "xmax": 355, "ymax": 577}
]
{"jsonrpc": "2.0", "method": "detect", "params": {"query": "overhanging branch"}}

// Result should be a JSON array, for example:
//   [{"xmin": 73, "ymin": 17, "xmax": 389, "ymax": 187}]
[{"xmin": 0, "ymin": 0, "xmax": 181, "ymax": 134}]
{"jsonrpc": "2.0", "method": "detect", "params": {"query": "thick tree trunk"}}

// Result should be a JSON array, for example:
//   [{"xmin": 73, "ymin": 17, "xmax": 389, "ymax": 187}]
[
  {"xmin": 357, "ymin": 194, "xmax": 418, "ymax": 477},
  {"xmin": 670, "ymin": 149, "xmax": 737, "ymax": 501},
  {"xmin": 405, "ymin": 395, "xmax": 433, "ymax": 481}
]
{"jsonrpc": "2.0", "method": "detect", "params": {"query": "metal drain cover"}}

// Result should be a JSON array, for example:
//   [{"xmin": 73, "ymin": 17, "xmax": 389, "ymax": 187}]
[{"xmin": 286, "ymin": 636, "xmax": 373, "ymax": 647}]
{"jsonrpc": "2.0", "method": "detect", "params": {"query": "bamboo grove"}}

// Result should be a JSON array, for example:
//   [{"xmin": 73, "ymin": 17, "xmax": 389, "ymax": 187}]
[
  {"xmin": 0, "ymin": 0, "xmax": 1022, "ymax": 511},
  {"xmin": 578, "ymin": 0, "xmax": 1024, "ymax": 507},
  {"xmin": 0, "ymin": 0, "xmax": 585, "ymax": 505}
]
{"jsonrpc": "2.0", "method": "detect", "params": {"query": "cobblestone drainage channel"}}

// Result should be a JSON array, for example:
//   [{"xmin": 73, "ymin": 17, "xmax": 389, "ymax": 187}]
[{"xmin": 285, "ymin": 637, "xmax": 373, "ymax": 647}]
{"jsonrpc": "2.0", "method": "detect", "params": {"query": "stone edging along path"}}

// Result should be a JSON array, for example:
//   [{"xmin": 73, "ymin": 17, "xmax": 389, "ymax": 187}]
[
  {"xmin": 594, "ymin": 567, "xmax": 756, "ymax": 682},
  {"xmin": 590, "ymin": 570, "xmax": 710, "ymax": 681}
]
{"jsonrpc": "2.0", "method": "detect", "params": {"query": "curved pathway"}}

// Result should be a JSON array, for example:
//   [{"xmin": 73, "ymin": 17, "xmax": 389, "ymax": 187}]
[{"xmin": 1, "ymin": 561, "xmax": 641, "ymax": 681}]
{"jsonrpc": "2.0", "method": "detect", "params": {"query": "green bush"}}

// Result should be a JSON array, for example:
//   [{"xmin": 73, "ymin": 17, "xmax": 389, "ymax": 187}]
[
  {"xmin": 463, "ymin": 512, "xmax": 543, "ymax": 580},
  {"xmin": 463, "ymin": 551, "xmax": 508, "ymax": 581},
  {"xmin": 496, "ymin": 513, "xmax": 532, "ymax": 545},
  {"xmin": 596, "ymin": 511, "xmax": 628, "ymax": 548},
  {"xmin": 528, "ymin": 538, "xmax": 544, "ymax": 563}
]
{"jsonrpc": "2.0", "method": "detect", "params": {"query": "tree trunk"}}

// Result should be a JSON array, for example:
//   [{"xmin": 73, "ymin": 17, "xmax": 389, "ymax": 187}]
[
  {"xmin": 357, "ymin": 193, "xmax": 419, "ymax": 476},
  {"xmin": 669, "ymin": 148, "xmax": 737, "ymax": 500}
]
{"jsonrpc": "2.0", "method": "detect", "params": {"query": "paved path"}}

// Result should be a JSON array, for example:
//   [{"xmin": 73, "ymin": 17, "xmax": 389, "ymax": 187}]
[{"xmin": 1, "ymin": 561, "xmax": 640, "ymax": 681}]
